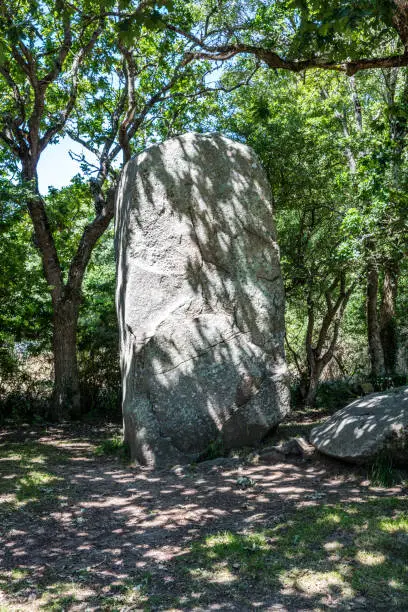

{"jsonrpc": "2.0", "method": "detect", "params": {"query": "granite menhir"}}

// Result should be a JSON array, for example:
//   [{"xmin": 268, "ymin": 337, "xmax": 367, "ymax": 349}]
[{"xmin": 115, "ymin": 132, "xmax": 290, "ymax": 467}]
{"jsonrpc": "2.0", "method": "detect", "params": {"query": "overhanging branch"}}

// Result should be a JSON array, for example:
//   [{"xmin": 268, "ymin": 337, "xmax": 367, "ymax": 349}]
[{"xmin": 186, "ymin": 46, "xmax": 408, "ymax": 76}]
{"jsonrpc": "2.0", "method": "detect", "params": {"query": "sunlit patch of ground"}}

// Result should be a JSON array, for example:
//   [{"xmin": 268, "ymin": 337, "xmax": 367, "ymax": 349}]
[
  {"xmin": 0, "ymin": 424, "xmax": 407, "ymax": 610},
  {"xmin": 0, "ymin": 442, "xmax": 68, "ymax": 514},
  {"xmin": 175, "ymin": 497, "xmax": 408, "ymax": 610}
]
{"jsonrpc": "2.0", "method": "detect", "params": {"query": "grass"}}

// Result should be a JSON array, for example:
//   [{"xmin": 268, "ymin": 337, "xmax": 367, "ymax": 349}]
[
  {"xmin": 1, "ymin": 428, "xmax": 407, "ymax": 610},
  {"xmin": 369, "ymin": 451, "xmax": 400, "ymax": 487},
  {"xmin": 94, "ymin": 435, "xmax": 129, "ymax": 460},
  {"xmin": 167, "ymin": 496, "xmax": 408, "ymax": 610},
  {"xmin": 0, "ymin": 442, "xmax": 67, "ymax": 513}
]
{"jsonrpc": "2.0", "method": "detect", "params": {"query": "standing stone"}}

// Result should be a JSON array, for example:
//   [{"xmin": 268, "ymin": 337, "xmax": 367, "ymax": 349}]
[{"xmin": 115, "ymin": 132, "xmax": 290, "ymax": 466}]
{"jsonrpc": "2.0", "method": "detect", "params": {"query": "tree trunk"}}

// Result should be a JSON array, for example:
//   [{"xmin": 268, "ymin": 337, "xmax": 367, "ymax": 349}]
[
  {"xmin": 51, "ymin": 296, "xmax": 81, "ymax": 420},
  {"xmin": 380, "ymin": 261, "xmax": 399, "ymax": 375},
  {"xmin": 301, "ymin": 274, "xmax": 354, "ymax": 407},
  {"xmin": 21, "ymin": 156, "xmax": 115, "ymax": 420},
  {"xmin": 304, "ymin": 360, "xmax": 322, "ymax": 407},
  {"xmin": 366, "ymin": 259, "xmax": 385, "ymax": 378}
]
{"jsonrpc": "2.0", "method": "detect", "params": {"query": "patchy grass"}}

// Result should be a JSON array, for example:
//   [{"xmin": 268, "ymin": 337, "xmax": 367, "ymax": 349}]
[
  {"xmin": 0, "ymin": 568, "xmax": 153, "ymax": 611},
  {"xmin": 0, "ymin": 426, "xmax": 407, "ymax": 611},
  {"xmin": 94, "ymin": 435, "xmax": 129, "ymax": 460},
  {"xmin": 167, "ymin": 497, "xmax": 408, "ymax": 610},
  {"xmin": 369, "ymin": 451, "xmax": 403, "ymax": 487},
  {"xmin": 0, "ymin": 442, "xmax": 68, "ymax": 513}
]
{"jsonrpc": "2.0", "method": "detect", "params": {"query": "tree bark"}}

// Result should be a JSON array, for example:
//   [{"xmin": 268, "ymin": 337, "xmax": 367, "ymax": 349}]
[
  {"xmin": 52, "ymin": 296, "xmax": 81, "ymax": 420},
  {"xmin": 304, "ymin": 360, "xmax": 323, "ymax": 407},
  {"xmin": 366, "ymin": 258, "xmax": 385, "ymax": 378},
  {"xmin": 380, "ymin": 261, "xmax": 399, "ymax": 375},
  {"xmin": 22, "ymin": 161, "xmax": 114, "ymax": 419},
  {"xmin": 0, "ymin": 11, "xmax": 110, "ymax": 421}
]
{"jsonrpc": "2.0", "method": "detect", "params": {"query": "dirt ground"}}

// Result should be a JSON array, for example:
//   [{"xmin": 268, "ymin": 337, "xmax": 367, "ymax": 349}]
[{"xmin": 0, "ymin": 423, "xmax": 406, "ymax": 611}]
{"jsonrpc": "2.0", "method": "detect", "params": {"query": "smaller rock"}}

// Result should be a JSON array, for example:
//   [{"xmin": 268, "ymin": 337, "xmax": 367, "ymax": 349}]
[
  {"xmin": 310, "ymin": 386, "xmax": 408, "ymax": 464},
  {"xmin": 247, "ymin": 451, "xmax": 260, "ymax": 465},
  {"xmin": 304, "ymin": 492, "xmax": 326, "ymax": 500},
  {"xmin": 258, "ymin": 437, "xmax": 315, "ymax": 461},
  {"xmin": 280, "ymin": 437, "xmax": 315, "ymax": 457},
  {"xmin": 170, "ymin": 465, "xmax": 186, "ymax": 476},
  {"xmin": 247, "ymin": 437, "xmax": 315, "ymax": 465}
]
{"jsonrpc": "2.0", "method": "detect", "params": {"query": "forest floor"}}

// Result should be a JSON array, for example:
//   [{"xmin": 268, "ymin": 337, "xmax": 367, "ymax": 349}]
[{"xmin": 0, "ymin": 413, "xmax": 407, "ymax": 612}]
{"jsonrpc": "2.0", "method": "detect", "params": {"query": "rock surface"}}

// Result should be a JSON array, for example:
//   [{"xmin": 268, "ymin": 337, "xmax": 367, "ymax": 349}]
[
  {"xmin": 115, "ymin": 132, "xmax": 290, "ymax": 467},
  {"xmin": 310, "ymin": 386, "xmax": 408, "ymax": 464},
  {"xmin": 248, "ymin": 437, "xmax": 315, "ymax": 465}
]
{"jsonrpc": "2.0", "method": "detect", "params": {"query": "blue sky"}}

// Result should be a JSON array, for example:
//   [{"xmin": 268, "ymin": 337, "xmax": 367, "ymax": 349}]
[{"xmin": 37, "ymin": 136, "xmax": 92, "ymax": 194}]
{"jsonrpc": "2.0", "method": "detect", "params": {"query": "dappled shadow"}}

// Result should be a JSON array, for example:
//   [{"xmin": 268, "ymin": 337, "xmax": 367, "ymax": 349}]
[
  {"xmin": 1, "ymin": 426, "xmax": 406, "ymax": 609},
  {"xmin": 170, "ymin": 495, "xmax": 408, "ymax": 611},
  {"xmin": 115, "ymin": 132, "xmax": 289, "ymax": 465},
  {"xmin": 311, "ymin": 387, "xmax": 408, "ymax": 464}
]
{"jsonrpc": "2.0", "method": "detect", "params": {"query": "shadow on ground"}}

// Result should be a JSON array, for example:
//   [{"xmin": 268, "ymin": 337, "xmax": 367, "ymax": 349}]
[{"xmin": 0, "ymin": 424, "xmax": 407, "ymax": 610}]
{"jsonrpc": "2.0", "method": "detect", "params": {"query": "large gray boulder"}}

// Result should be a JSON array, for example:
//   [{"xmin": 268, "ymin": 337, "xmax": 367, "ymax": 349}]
[
  {"xmin": 310, "ymin": 386, "xmax": 408, "ymax": 464},
  {"xmin": 115, "ymin": 132, "xmax": 290, "ymax": 467}
]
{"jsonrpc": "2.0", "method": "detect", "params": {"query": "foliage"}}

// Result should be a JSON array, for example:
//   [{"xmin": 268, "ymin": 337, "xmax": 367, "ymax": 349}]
[
  {"xmin": 287, "ymin": 0, "xmax": 399, "ymax": 60},
  {"xmin": 0, "ymin": 177, "xmax": 120, "ymax": 420},
  {"xmin": 1, "ymin": 1, "xmax": 408, "ymax": 417},
  {"xmin": 94, "ymin": 436, "xmax": 129, "ymax": 459},
  {"xmin": 216, "ymin": 61, "xmax": 408, "ymax": 398},
  {"xmin": 218, "ymin": 68, "xmax": 358, "ymax": 396},
  {"xmin": 369, "ymin": 450, "xmax": 400, "ymax": 487},
  {"xmin": 0, "ymin": 178, "xmax": 119, "ymax": 421},
  {"xmin": 0, "ymin": 182, "xmax": 50, "ymax": 350},
  {"xmin": 314, "ymin": 379, "xmax": 359, "ymax": 412}
]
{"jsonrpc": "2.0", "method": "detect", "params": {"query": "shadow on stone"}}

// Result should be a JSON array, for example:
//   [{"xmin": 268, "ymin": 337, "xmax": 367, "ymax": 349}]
[
  {"xmin": 310, "ymin": 386, "xmax": 408, "ymax": 465},
  {"xmin": 115, "ymin": 132, "xmax": 290, "ymax": 466}
]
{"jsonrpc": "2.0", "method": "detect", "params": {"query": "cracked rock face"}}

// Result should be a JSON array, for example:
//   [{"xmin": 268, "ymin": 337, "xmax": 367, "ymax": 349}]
[{"xmin": 115, "ymin": 132, "xmax": 290, "ymax": 466}]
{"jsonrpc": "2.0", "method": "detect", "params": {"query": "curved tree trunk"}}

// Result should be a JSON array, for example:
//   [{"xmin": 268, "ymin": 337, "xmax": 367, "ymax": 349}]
[
  {"xmin": 301, "ymin": 274, "xmax": 354, "ymax": 407},
  {"xmin": 380, "ymin": 261, "xmax": 399, "ymax": 375},
  {"xmin": 366, "ymin": 259, "xmax": 385, "ymax": 378},
  {"xmin": 22, "ymin": 159, "xmax": 115, "ymax": 420},
  {"xmin": 304, "ymin": 361, "xmax": 323, "ymax": 408}
]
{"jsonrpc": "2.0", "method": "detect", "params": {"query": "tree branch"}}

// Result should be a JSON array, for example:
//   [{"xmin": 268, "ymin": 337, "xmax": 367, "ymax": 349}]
[
  {"xmin": 26, "ymin": 192, "xmax": 64, "ymax": 303},
  {"xmin": 118, "ymin": 43, "xmax": 138, "ymax": 163},
  {"xmin": 0, "ymin": 64, "xmax": 26, "ymax": 124},
  {"xmin": 67, "ymin": 186, "xmax": 115, "ymax": 294},
  {"xmin": 39, "ymin": 21, "xmax": 104, "ymax": 153},
  {"xmin": 306, "ymin": 291, "xmax": 315, "ymax": 368},
  {"xmin": 285, "ymin": 335, "xmax": 303, "ymax": 378},
  {"xmin": 40, "ymin": 7, "xmax": 72, "ymax": 86},
  {"xmin": 182, "ymin": 39, "xmax": 408, "ymax": 77},
  {"xmin": 0, "ymin": 129, "xmax": 20, "ymax": 156}
]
